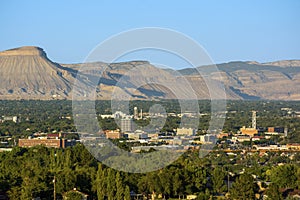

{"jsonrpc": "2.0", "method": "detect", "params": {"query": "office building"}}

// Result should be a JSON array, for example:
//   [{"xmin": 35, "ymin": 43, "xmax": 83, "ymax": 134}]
[
  {"xmin": 120, "ymin": 118, "xmax": 133, "ymax": 133},
  {"xmin": 105, "ymin": 130, "xmax": 124, "ymax": 139},
  {"xmin": 19, "ymin": 138, "xmax": 75, "ymax": 148}
]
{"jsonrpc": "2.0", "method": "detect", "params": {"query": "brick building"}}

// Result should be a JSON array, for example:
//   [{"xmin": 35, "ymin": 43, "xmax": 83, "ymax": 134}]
[{"xmin": 18, "ymin": 138, "xmax": 75, "ymax": 148}]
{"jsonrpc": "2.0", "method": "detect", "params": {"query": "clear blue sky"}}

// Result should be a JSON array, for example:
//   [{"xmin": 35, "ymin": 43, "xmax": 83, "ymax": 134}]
[{"xmin": 1, "ymin": 0, "xmax": 300, "ymax": 68}]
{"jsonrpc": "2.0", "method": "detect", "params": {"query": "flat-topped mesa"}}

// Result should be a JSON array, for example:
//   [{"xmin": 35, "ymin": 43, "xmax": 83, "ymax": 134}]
[
  {"xmin": 263, "ymin": 60, "xmax": 300, "ymax": 67},
  {"xmin": 0, "ymin": 46, "xmax": 47, "ymax": 57}
]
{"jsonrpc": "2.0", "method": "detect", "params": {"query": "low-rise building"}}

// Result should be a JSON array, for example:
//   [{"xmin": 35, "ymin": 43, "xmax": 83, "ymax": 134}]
[
  {"xmin": 232, "ymin": 134, "xmax": 251, "ymax": 142},
  {"xmin": 240, "ymin": 126, "xmax": 258, "ymax": 137},
  {"xmin": 217, "ymin": 132, "xmax": 229, "ymax": 139},
  {"xmin": 252, "ymin": 136, "xmax": 265, "ymax": 141},
  {"xmin": 167, "ymin": 137, "xmax": 189, "ymax": 145},
  {"xmin": 265, "ymin": 132, "xmax": 280, "ymax": 136},
  {"xmin": 127, "ymin": 130, "xmax": 148, "ymax": 140},
  {"xmin": 287, "ymin": 143, "xmax": 300, "ymax": 150},
  {"xmin": 148, "ymin": 133, "xmax": 159, "ymax": 139},
  {"xmin": 176, "ymin": 128, "xmax": 196, "ymax": 136},
  {"xmin": 19, "ymin": 138, "xmax": 75, "ymax": 148},
  {"xmin": 199, "ymin": 134, "xmax": 217, "ymax": 143},
  {"xmin": 268, "ymin": 127, "xmax": 284, "ymax": 133},
  {"xmin": 2, "ymin": 116, "xmax": 18, "ymax": 123},
  {"xmin": 105, "ymin": 130, "xmax": 123, "ymax": 139},
  {"xmin": 252, "ymin": 145, "xmax": 288, "ymax": 151}
]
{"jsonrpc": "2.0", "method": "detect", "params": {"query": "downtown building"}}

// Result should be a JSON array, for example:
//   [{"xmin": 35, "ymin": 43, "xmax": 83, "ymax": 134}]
[
  {"xmin": 19, "ymin": 136, "xmax": 76, "ymax": 148},
  {"xmin": 120, "ymin": 117, "xmax": 134, "ymax": 133}
]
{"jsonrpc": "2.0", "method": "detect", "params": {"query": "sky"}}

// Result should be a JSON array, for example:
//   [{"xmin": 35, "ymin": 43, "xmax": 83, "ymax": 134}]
[{"xmin": 0, "ymin": 0, "xmax": 300, "ymax": 69}]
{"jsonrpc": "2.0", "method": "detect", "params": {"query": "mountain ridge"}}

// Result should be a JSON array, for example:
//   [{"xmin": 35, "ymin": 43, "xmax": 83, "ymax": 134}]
[{"xmin": 0, "ymin": 46, "xmax": 300, "ymax": 100}]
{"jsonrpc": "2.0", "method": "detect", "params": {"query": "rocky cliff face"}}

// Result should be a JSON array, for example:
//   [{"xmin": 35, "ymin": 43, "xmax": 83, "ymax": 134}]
[
  {"xmin": 0, "ymin": 46, "xmax": 77, "ymax": 99},
  {"xmin": 213, "ymin": 61, "xmax": 300, "ymax": 100},
  {"xmin": 0, "ymin": 46, "xmax": 299, "ymax": 100},
  {"xmin": 0, "ymin": 46, "xmax": 47, "ymax": 56}
]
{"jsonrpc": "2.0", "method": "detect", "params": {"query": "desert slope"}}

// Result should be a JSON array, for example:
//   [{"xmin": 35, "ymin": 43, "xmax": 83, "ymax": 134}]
[
  {"xmin": 0, "ymin": 46, "xmax": 300, "ymax": 100},
  {"xmin": 0, "ymin": 46, "xmax": 75, "ymax": 99}
]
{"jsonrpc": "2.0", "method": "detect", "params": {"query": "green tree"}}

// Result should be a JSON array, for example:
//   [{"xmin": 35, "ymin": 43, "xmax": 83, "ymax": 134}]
[
  {"xmin": 116, "ymin": 172, "xmax": 124, "ymax": 200},
  {"xmin": 211, "ymin": 167, "xmax": 227, "ymax": 195},
  {"xmin": 194, "ymin": 167, "xmax": 208, "ymax": 192},
  {"xmin": 106, "ymin": 168, "xmax": 116, "ymax": 200},
  {"xmin": 64, "ymin": 190, "xmax": 84, "ymax": 200},
  {"xmin": 297, "ymin": 167, "xmax": 300, "ymax": 189},
  {"xmin": 269, "ymin": 164, "xmax": 298, "ymax": 189},
  {"xmin": 230, "ymin": 174, "xmax": 258, "ymax": 200},
  {"xmin": 7, "ymin": 186, "xmax": 22, "ymax": 200},
  {"xmin": 197, "ymin": 188, "xmax": 211, "ymax": 200},
  {"xmin": 172, "ymin": 171, "xmax": 183, "ymax": 197},
  {"xmin": 124, "ymin": 185, "xmax": 131, "ymax": 200},
  {"xmin": 95, "ymin": 165, "xmax": 106, "ymax": 200},
  {"xmin": 159, "ymin": 170, "xmax": 172, "ymax": 198},
  {"xmin": 265, "ymin": 183, "xmax": 283, "ymax": 200}
]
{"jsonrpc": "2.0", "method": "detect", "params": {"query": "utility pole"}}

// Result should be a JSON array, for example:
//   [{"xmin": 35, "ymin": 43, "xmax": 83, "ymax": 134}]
[{"xmin": 53, "ymin": 176, "xmax": 56, "ymax": 200}]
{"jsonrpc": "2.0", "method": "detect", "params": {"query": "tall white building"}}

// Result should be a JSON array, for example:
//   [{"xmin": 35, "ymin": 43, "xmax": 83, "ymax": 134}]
[
  {"xmin": 140, "ymin": 109, "xmax": 143, "ymax": 119},
  {"xmin": 134, "ymin": 107, "xmax": 138, "ymax": 119},
  {"xmin": 284, "ymin": 127, "xmax": 288, "ymax": 137}
]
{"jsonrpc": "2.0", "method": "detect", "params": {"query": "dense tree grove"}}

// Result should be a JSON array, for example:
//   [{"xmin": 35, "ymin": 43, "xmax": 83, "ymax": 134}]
[{"xmin": 0, "ymin": 144, "xmax": 300, "ymax": 199}]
